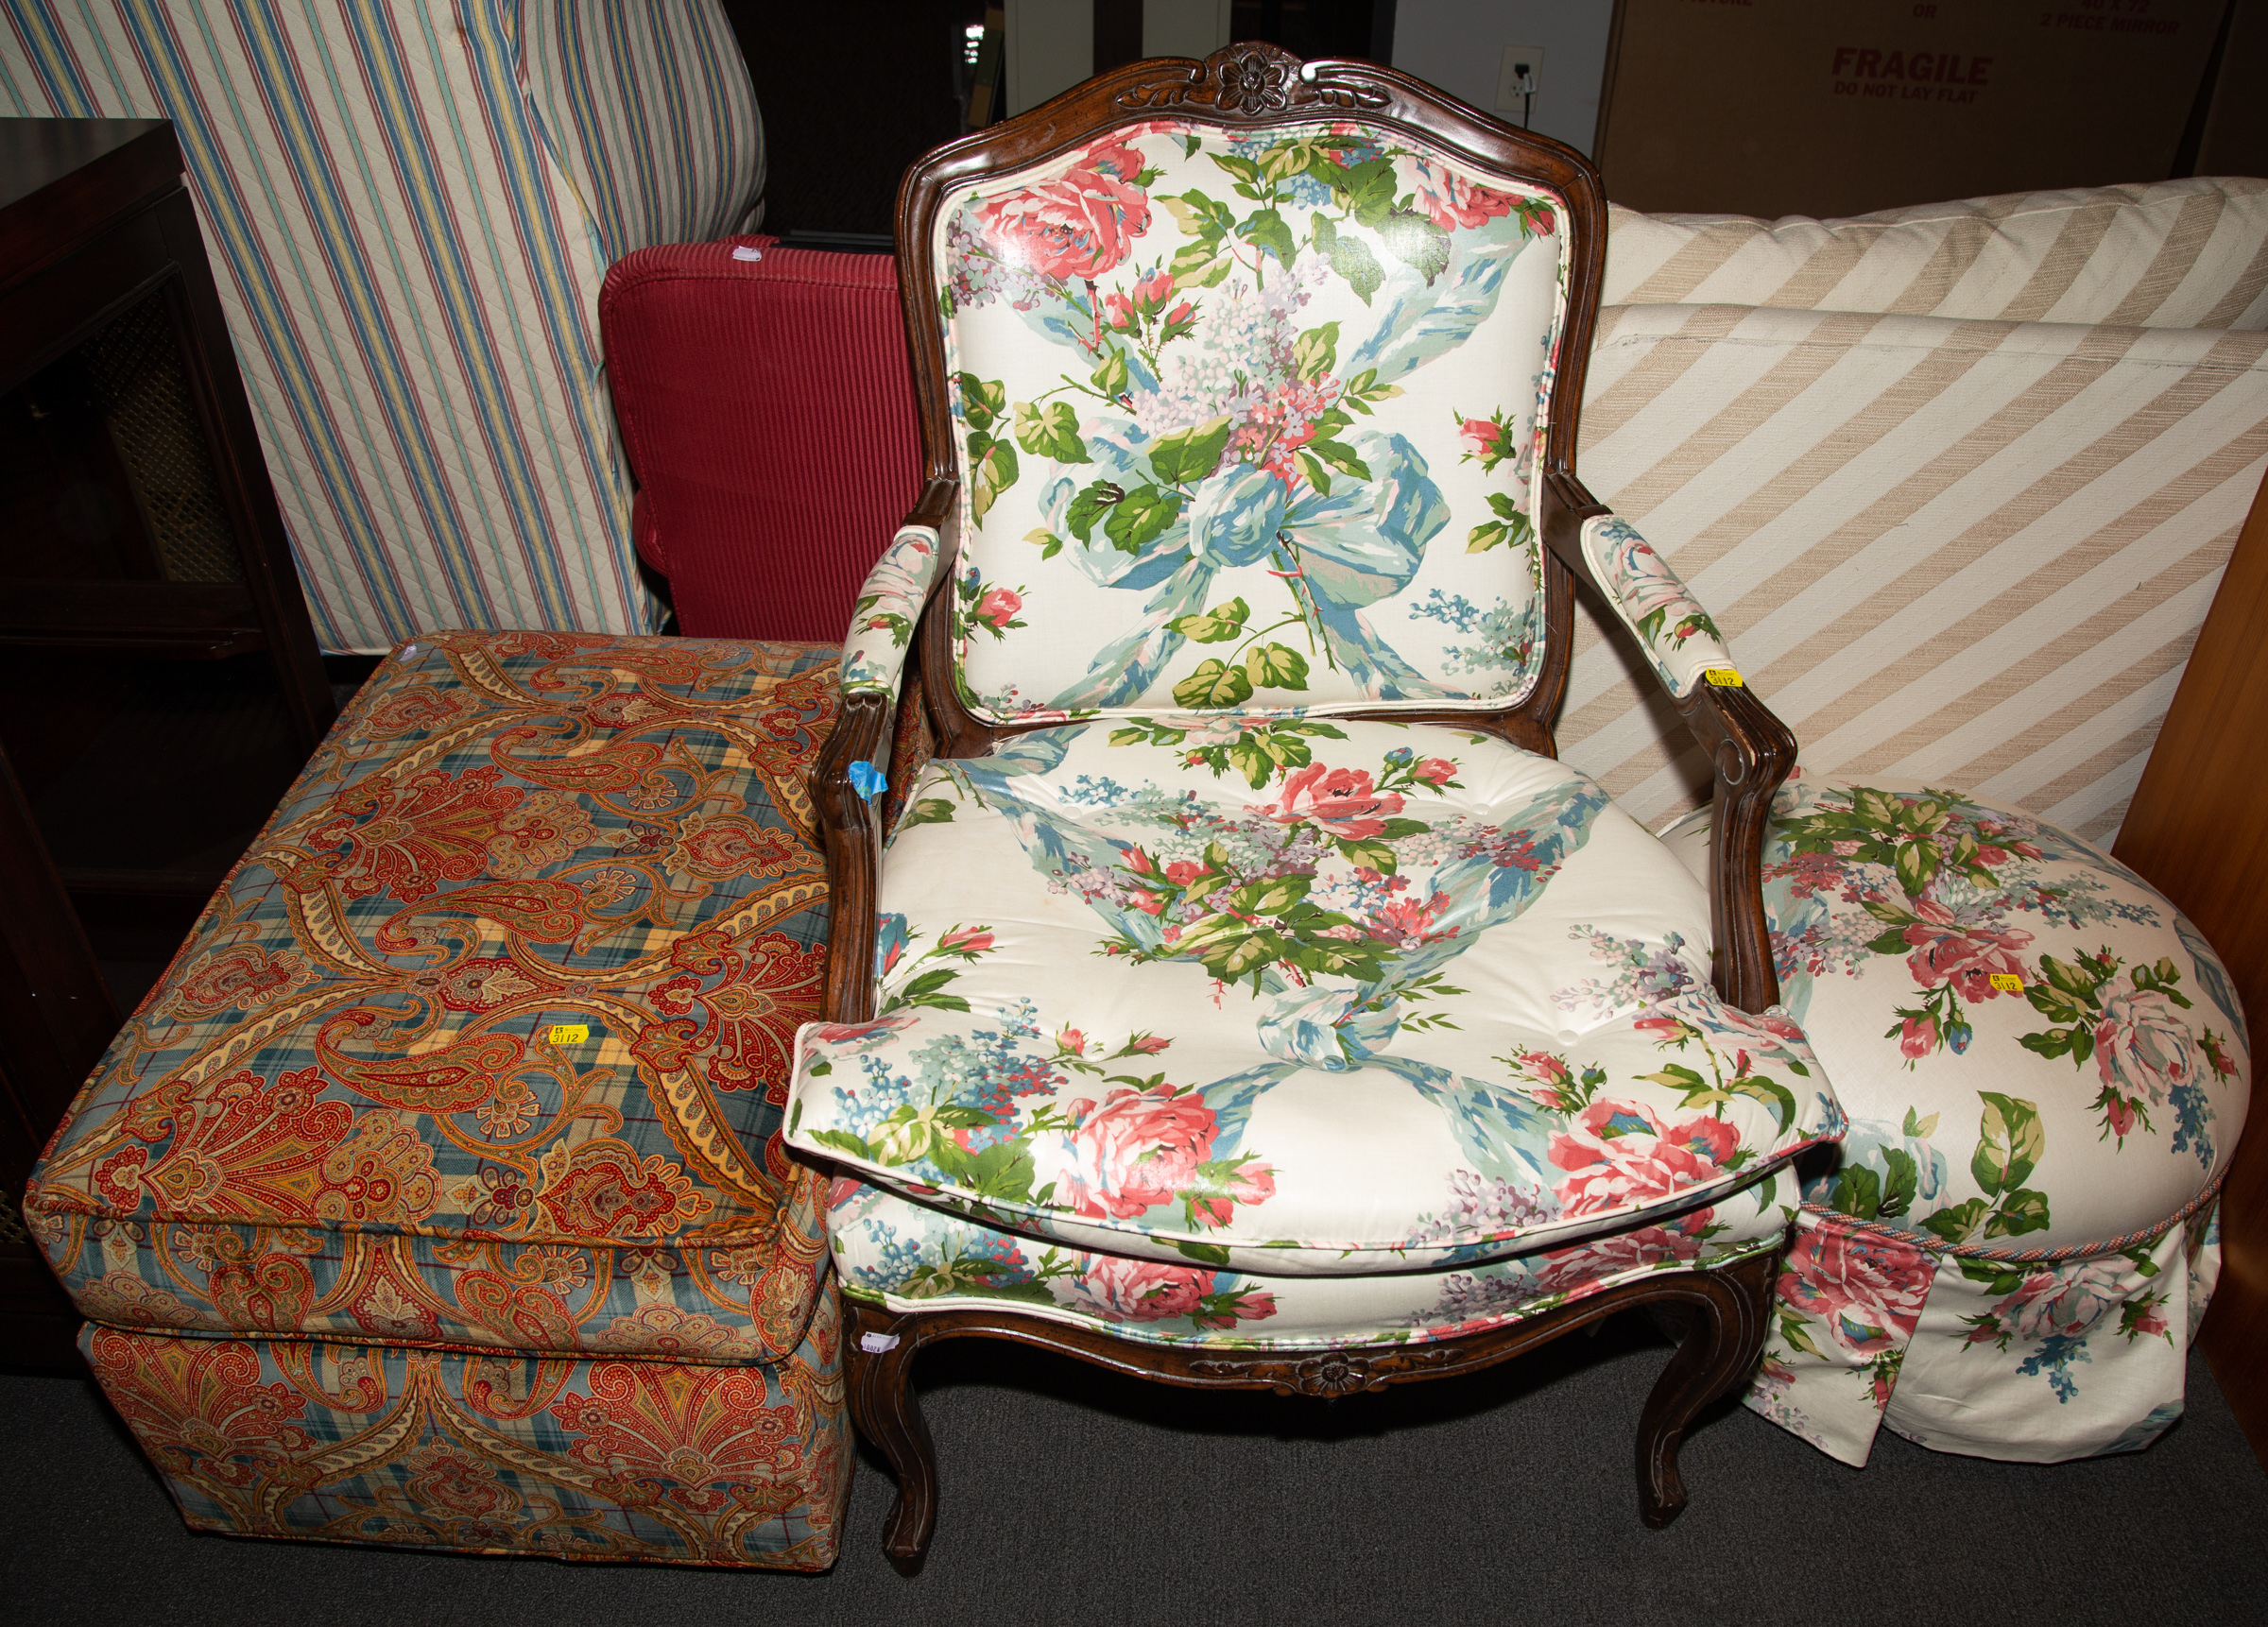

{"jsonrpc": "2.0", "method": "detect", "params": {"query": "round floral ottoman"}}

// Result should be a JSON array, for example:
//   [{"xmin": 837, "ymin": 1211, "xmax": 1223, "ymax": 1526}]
[{"xmin": 1661, "ymin": 771, "xmax": 2249, "ymax": 1464}]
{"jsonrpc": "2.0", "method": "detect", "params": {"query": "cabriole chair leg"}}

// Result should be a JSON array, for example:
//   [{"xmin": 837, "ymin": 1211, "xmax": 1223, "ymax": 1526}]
[
  {"xmin": 845, "ymin": 1299, "xmax": 936, "ymax": 1575},
  {"xmin": 845, "ymin": 1248, "xmax": 1779, "ymax": 1568},
  {"xmin": 1633, "ymin": 1247, "xmax": 1777, "ymax": 1528}
]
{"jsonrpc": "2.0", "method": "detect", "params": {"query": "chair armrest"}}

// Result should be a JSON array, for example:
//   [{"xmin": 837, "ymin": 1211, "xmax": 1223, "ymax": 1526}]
[
  {"xmin": 1670, "ymin": 679, "xmax": 1796, "ymax": 1013},
  {"xmin": 1542, "ymin": 472, "xmax": 1795, "ymax": 1013},
  {"xmin": 819, "ymin": 476, "xmax": 960, "ymax": 1022},
  {"xmin": 841, "ymin": 477, "xmax": 958, "ymax": 696},
  {"xmin": 1578, "ymin": 514, "xmax": 1736, "ymax": 698},
  {"xmin": 816, "ymin": 688, "xmax": 891, "ymax": 1023}
]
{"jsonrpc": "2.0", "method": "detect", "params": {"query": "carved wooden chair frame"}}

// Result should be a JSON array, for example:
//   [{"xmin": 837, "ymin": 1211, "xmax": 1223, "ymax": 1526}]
[{"xmin": 811, "ymin": 43, "xmax": 1799, "ymax": 1575}]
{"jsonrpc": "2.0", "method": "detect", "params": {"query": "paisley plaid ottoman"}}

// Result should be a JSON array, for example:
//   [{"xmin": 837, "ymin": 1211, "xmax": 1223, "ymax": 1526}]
[{"xmin": 24, "ymin": 632, "xmax": 853, "ymax": 1570}]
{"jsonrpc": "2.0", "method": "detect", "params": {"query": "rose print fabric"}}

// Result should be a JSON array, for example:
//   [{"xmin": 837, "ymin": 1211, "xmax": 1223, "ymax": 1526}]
[
  {"xmin": 1751, "ymin": 1204, "xmax": 2218, "ymax": 1464},
  {"xmin": 929, "ymin": 119, "xmax": 1575, "ymax": 722},
  {"xmin": 1658, "ymin": 772, "xmax": 2247, "ymax": 1464},
  {"xmin": 828, "ymin": 1174, "xmax": 1791, "ymax": 1350},
  {"xmin": 788, "ymin": 721, "xmax": 1844, "ymax": 1344},
  {"xmin": 1581, "ymin": 516, "xmax": 1736, "ymax": 697},
  {"xmin": 843, "ymin": 524, "xmax": 945, "ymax": 695},
  {"xmin": 800, "ymin": 111, "xmax": 1811, "ymax": 1351}
]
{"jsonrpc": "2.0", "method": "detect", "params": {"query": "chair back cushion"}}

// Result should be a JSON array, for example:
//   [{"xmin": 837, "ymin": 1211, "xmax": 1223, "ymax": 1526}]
[{"xmin": 932, "ymin": 118, "xmax": 1570, "ymax": 723}]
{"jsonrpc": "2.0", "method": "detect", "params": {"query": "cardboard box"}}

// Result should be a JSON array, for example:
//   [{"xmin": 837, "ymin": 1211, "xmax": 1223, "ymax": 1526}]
[{"xmin": 1595, "ymin": 0, "xmax": 2225, "ymax": 218}]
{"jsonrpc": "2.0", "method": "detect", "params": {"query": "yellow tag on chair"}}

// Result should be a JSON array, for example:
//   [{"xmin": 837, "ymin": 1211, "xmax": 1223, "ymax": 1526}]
[
  {"xmin": 547, "ymin": 1023, "xmax": 592, "ymax": 1046},
  {"xmin": 1988, "ymin": 973, "xmax": 2024, "ymax": 993},
  {"xmin": 1703, "ymin": 668, "xmax": 1744, "ymax": 688}
]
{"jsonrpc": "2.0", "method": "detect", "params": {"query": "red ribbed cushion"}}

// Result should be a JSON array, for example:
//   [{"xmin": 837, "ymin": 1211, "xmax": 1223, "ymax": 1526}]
[{"xmin": 600, "ymin": 236, "xmax": 922, "ymax": 642}]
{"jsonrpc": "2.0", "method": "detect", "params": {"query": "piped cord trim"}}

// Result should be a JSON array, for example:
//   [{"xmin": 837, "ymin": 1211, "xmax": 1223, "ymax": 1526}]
[{"xmin": 1802, "ymin": 1167, "xmax": 2226, "ymax": 1264}]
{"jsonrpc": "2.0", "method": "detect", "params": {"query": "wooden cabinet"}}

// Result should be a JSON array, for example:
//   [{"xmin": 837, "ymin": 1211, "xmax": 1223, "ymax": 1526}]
[
  {"xmin": 0, "ymin": 118, "xmax": 335, "ymax": 1369},
  {"xmin": 2115, "ymin": 470, "xmax": 2268, "ymax": 1467}
]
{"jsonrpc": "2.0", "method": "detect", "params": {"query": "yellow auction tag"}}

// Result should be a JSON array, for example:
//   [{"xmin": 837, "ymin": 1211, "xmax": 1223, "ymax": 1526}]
[
  {"xmin": 547, "ymin": 1023, "xmax": 592, "ymax": 1045},
  {"xmin": 1703, "ymin": 668, "xmax": 1744, "ymax": 688},
  {"xmin": 1988, "ymin": 973, "xmax": 2024, "ymax": 993}
]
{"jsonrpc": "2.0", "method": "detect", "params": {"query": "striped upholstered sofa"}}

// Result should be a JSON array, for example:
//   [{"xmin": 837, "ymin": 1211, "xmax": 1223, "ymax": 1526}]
[
  {"xmin": 0, "ymin": 0, "xmax": 765, "ymax": 653},
  {"xmin": 1559, "ymin": 177, "xmax": 2268, "ymax": 845}
]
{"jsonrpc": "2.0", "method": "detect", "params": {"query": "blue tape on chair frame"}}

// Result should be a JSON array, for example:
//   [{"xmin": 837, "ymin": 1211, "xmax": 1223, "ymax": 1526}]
[{"xmin": 849, "ymin": 761, "xmax": 887, "ymax": 801}]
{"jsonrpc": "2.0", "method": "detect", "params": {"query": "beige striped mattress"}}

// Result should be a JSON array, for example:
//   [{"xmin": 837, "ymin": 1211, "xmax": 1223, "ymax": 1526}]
[{"xmin": 1560, "ymin": 181, "xmax": 2268, "ymax": 845}]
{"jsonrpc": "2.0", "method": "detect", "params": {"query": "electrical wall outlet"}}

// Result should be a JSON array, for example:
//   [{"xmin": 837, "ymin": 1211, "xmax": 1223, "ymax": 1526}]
[{"xmin": 1494, "ymin": 44, "xmax": 1543, "ymax": 115}]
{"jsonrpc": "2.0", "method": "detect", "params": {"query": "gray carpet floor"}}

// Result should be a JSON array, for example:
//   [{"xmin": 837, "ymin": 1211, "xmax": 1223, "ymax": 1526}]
[{"xmin": 5, "ymin": 1320, "xmax": 2264, "ymax": 1627}]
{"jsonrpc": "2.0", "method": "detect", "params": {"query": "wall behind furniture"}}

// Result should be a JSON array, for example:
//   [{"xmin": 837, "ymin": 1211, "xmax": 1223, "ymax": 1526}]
[
  {"xmin": 2193, "ymin": 0, "xmax": 2268, "ymax": 179},
  {"xmin": 1008, "ymin": 1, "xmax": 1387, "ymax": 117},
  {"xmin": 1387, "ymin": 0, "xmax": 1615, "ymax": 156},
  {"xmin": 721, "ymin": 0, "xmax": 966, "ymax": 240},
  {"xmin": 1005, "ymin": 0, "xmax": 1095, "ymax": 116}
]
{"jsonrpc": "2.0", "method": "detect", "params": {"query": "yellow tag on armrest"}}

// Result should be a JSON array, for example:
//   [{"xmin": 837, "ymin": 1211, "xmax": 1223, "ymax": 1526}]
[
  {"xmin": 1988, "ymin": 973, "xmax": 2024, "ymax": 993},
  {"xmin": 547, "ymin": 1023, "xmax": 591, "ymax": 1046},
  {"xmin": 1703, "ymin": 668, "xmax": 1744, "ymax": 688}
]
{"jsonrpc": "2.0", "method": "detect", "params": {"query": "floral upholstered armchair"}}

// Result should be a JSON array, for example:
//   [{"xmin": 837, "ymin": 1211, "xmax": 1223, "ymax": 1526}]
[{"xmin": 783, "ymin": 43, "xmax": 1847, "ymax": 1570}]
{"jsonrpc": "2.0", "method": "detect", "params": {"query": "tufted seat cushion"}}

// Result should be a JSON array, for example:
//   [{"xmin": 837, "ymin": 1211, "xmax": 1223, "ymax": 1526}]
[
  {"xmin": 790, "ymin": 718, "xmax": 1840, "ymax": 1333},
  {"xmin": 1659, "ymin": 772, "xmax": 2249, "ymax": 1464},
  {"xmin": 825, "ymin": 1174, "xmax": 1788, "ymax": 1349}
]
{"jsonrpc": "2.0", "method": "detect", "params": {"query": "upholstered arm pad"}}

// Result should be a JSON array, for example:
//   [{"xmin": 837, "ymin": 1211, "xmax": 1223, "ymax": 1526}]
[
  {"xmin": 841, "ymin": 524, "xmax": 945, "ymax": 697},
  {"xmin": 1580, "ymin": 514, "xmax": 1738, "ymax": 698}
]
